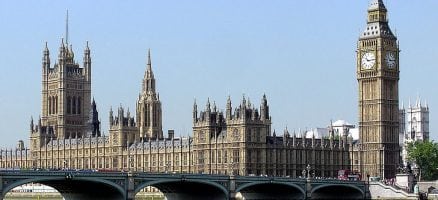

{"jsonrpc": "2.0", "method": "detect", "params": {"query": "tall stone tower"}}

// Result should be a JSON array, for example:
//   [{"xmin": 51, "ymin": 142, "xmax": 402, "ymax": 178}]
[
  {"xmin": 357, "ymin": 0, "xmax": 400, "ymax": 178},
  {"xmin": 39, "ymin": 40, "xmax": 92, "ymax": 140},
  {"xmin": 406, "ymin": 99, "xmax": 429, "ymax": 142},
  {"xmin": 136, "ymin": 50, "xmax": 163, "ymax": 140}
]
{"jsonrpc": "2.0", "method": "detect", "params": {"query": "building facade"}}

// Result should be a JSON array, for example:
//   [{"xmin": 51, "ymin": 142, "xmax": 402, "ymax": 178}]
[
  {"xmin": 0, "ymin": 40, "xmax": 349, "ymax": 178},
  {"xmin": 0, "ymin": 0, "xmax": 402, "ymax": 180}
]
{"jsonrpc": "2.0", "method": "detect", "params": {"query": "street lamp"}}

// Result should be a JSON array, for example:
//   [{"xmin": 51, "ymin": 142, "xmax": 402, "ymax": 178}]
[
  {"xmin": 306, "ymin": 164, "xmax": 311, "ymax": 179},
  {"xmin": 128, "ymin": 155, "xmax": 134, "ymax": 172},
  {"xmin": 165, "ymin": 161, "xmax": 170, "ymax": 173},
  {"xmin": 230, "ymin": 161, "xmax": 236, "ymax": 176},
  {"xmin": 413, "ymin": 166, "xmax": 421, "ymax": 181}
]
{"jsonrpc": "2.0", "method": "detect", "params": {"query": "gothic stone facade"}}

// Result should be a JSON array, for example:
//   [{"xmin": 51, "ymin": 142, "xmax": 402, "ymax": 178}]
[
  {"xmin": 0, "ymin": 41, "xmax": 349, "ymax": 178},
  {"xmin": 0, "ymin": 0, "xmax": 401, "ymax": 180}
]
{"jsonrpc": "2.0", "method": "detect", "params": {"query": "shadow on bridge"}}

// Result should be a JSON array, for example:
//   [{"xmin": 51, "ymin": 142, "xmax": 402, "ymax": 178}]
[
  {"xmin": 2, "ymin": 177, "xmax": 125, "ymax": 200},
  {"xmin": 134, "ymin": 179, "xmax": 228, "ymax": 200},
  {"xmin": 235, "ymin": 182, "xmax": 305, "ymax": 200},
  {"xmin": 311, "ymin": 184, "xmax": 364, "ymax": 199}
]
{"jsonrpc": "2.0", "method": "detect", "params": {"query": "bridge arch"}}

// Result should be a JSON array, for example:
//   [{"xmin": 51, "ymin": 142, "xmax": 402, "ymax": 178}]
[
  {"xmin": 311, "ymin": 184, "xmax": 364, "ymax": 199},
  {"xmin": 2, "ymin": 176, "xmax": 125, "ymax": 200},
  {"xmin": 235, "ymin": 181, "xmax": 305, "ymax": 200},
  {"xmin": 135, "ymin": 178, "xmax": 229, "ymax": 200}
]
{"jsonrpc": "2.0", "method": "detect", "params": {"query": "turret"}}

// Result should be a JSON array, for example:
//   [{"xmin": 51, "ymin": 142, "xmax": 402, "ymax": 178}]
[
  {"xmin": 205, "ymin": 98, "xmax": 211, "ymax": 122},
  {"xmin": 226, "ymin": 96, "xmax": 232, "ymax": 120},
  {"xmin": 127, "ymin": 109, "xmax": 132, "ymax": 127},
  {"xmin": 240, "ymin": 95, "xmax": 247, "ymax": 120},
  {"xmin": 58, "ymin": 39, "xmax": 67, "ymax": 64},
  {"xmin": 42, "ymin": 42, "xmax": 50, "ymax": 72},
  {"xmin": 118, "ymin": 106, "xmax": 124, "ymax": 126},
  {"xmin": 342, "ymin": 126, "xmax": 349, "ymax": 149},
  {"xmin": 283, "ymin": 127, "xmax": 290, "ymax": 145},
  {"xmin": 30, "ymin": 116, "xmax": 34, "ymax": 132},
  {"xmin": 193, "ymin": 99, "xmax": 198, "ymax": 122},
  {"xmin": 206, "ymin": 98, "xmax": 211, "ymax": 113},
  {"xmin": 329, "ymin": 121, "xmax": 334, "ymax": 148},
  {"xmin": 292, "ymin": 131, "xmax": 296, "ymax": 147},
  {"xmin": 251, "ymin": 107, "xmax": 256, "ymax": 120},
  {"xmin": 38, "ymin": 116, "xmax": 42, "ymax": 133},
  {"xmin": 260, "ymin": 94, "xmax": 269, "ymax": 121},
  {"xmin": 301, "ymin": 129, "xmax": 306, "ymax": 148},
  {"xmin": 83, "ymin": 41, "xmax": 91, "ymax": 81},
  {"xmin": 109, "ymin": 107, "xmax": 114, "ymax": 126},
  {"xmin": 213, "ymin": 101, "xmax": 217, "ymax": 112},
  {"xmin": 142, "ymin": 49, "xmax": 155, "ymax": 93}
]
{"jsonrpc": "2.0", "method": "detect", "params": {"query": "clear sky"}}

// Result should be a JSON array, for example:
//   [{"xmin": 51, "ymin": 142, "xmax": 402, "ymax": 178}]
[{"xmin": 0, "ymin": 0, "xmax": 436, "ymax": 147}]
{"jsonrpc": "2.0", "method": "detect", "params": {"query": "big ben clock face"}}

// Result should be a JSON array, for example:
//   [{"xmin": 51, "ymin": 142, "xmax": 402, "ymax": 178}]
[
  {"xmin": 385, "ymin": 52, "xmax": 396, "ymax": 69},
  {"xmin": 361, "ymin": 52, "xmax": 376, "ymax": 69}
]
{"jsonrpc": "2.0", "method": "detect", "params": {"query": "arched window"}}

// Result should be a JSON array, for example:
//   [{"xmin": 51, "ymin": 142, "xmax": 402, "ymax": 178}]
[
  {"xmin": 67, "ymin": 96, "xmax": 71, "ymax": 114},
  {"xmin": 55, "ymin": 96, "xmax": 58, "ymax": 114},
  {"xmin": 146, "ymin": 104, "xmax": 150, "ymax": 127},
  {"xmin": 51, "ymin": 96, "xmax": 55, "ymax": 115},
  {"xmin": 48, "ymin": 97, "xmax": 52, "ymax": 115},
  {"xmin": 72, "ymin": 96, "xmax": 77, "ymax": 114},
  {"xmin": 77, "ymin": 97, "xmax": 81, "ymax": 114}
]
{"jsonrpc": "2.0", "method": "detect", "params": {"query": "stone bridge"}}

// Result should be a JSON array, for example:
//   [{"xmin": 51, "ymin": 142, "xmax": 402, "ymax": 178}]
[{"xmin": 0, "ymin": 170, "xmax": 367, "ymax": 200}]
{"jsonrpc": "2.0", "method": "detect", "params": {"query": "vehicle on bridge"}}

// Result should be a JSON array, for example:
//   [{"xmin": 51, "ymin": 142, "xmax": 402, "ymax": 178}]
[{"xmin": 338, "ymin": 169, "xmax": 361, "ymax": 181}]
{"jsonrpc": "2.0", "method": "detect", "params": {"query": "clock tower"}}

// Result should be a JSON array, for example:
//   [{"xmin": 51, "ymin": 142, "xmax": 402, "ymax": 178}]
[{"xmin": 357, "ymin": 0, "xmax": 400, "ymax": 179}]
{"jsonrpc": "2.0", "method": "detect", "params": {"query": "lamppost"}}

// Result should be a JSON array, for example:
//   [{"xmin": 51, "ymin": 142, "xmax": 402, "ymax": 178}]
[
  {"xmin": 165, "ymin": 161, "xmax": 170, "ymax": 173},
  {"xmin": 63, "ymin": 160, "xmax": 67, "ymax": 170},
  {"xmin": 128, "ymin": 155, "xmax": 134, "ymax": 172},
  {"xmin": 413, "ymin": 166, "xmax": 421, "ymax": 182},
  {"xmin": 230, "ymin": 161, "xmax": 236, "ymax": 176},
  {"xmin": 306, "ymin": 164, "xmax": 311, "ymax": 179}
]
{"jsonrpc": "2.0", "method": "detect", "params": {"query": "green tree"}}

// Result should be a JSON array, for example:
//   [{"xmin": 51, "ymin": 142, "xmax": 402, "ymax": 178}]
[{"xmin": 407, "ymin": 140, "xmax": 438, "ymax": 180}]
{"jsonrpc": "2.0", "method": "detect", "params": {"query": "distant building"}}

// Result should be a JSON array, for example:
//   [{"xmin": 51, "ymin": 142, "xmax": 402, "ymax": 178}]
[
  {"xmin": 406, "ymin": 99, "xmax": 430, "ymax": 142},
  {"xmin": 400, "ymin": 99, "xmax": 430, "ymax": 165},
  {"xmin": 304, "ymin": 120, "xmax": 358, "ymax": 141}
]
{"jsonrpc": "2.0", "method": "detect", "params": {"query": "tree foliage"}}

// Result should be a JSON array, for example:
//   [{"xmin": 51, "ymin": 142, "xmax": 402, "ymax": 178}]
[{"xmin": 407, "ymin": 140, "xmax": 438, "ymax": 180}]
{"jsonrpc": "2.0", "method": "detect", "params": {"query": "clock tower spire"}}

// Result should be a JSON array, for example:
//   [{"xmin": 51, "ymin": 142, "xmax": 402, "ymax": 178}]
[{"xmin": 357, "ymin": 0, "xmax": 400, "ymax": 179}]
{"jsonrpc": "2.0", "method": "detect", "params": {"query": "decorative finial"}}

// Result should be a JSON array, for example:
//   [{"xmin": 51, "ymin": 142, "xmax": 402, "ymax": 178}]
[{"xmin": 148, "ymin": 48, "xmax": 151, "ymax": 66}]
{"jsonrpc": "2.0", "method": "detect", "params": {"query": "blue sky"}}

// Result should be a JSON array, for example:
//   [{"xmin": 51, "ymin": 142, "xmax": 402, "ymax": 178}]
[{"xmin": 0, "ymin": 0, "xmax": 436, "ymax": 147}]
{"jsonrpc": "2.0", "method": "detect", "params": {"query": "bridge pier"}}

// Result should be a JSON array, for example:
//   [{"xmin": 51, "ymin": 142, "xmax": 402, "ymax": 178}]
[
  {"xmin": 306, "ymin": 178, "xmax": 312, "ymax": 199},
  {"xmin": 0, "ymin": 171, "xmax": 367, "ymax": 200},
  {"xmin": 0, "ymin": 176, "xmax": 3, "ymax": 200},
  {"xmin": 126, "ymin": 172, "xmax": 135, "ymax": 200},
  {"xmin": 229, "ymin": 175, "xmax": 237, "ymax": 200}
]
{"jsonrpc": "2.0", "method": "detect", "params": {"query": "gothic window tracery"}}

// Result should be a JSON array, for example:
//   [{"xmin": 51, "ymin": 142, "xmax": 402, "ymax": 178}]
[
  {"xmin": 77, "ymin": 97, "xmax": 81, "ymax": 114},
  {"xmin": 67, "ymin": 96, "xmax": 71, "ymax": 114},
  {"xmin": 55, "ymin": 96, "xmax": 58, "ymax": 114},
  {"xmin": 72, "ymin": 96, "xmax": 77, "ymax": 114},
  {"xmin": 233, "ymin": 129, "xmax": 239, "ymax": 141}
]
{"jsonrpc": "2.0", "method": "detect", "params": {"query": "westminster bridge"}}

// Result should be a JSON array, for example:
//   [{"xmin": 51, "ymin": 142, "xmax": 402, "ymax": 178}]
[{"xmin": 0, "ymin": 170, "xmax": 367, "ymax": 200}]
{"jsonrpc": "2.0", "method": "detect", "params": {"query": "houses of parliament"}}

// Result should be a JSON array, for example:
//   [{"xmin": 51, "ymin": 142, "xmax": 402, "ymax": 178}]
[{"xmin": 0, "ymin": 0, "xmax": 400, "ymax": 179}]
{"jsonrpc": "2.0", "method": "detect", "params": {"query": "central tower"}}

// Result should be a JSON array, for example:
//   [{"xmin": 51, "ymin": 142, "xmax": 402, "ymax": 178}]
[
  {"xmin": 136, "ymin": 50, "xmax": 163, "ymax": 140},
  {"xmin": 357, "ymin": 0, "xmax": 400, "ymax": 178}
]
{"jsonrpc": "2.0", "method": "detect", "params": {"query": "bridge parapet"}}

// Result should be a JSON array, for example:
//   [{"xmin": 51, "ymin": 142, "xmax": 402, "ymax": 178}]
[{"xmin": 0, "ymin": 171, "xmax": 369, "ymax": 200}]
